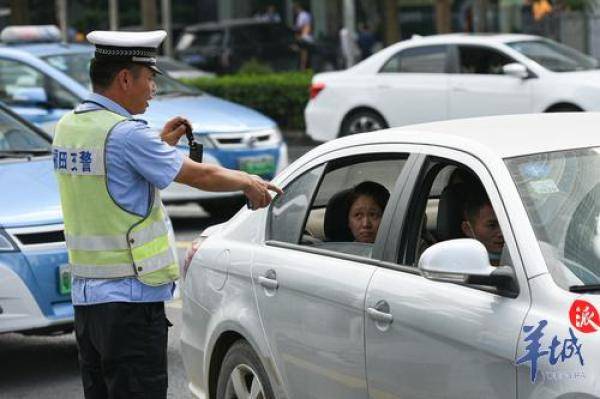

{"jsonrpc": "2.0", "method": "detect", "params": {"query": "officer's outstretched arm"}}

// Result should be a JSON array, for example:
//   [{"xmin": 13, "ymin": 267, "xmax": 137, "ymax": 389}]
[{"xmin": 175, "ymin": 157, "xmax": 283, "ymax": 209}]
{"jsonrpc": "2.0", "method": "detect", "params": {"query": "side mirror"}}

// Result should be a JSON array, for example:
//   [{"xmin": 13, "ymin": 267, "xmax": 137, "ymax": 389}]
[
  {"xmin": 12, "ymin": 87, "xmax": 49, "ymax": 105},
  {"xmin": 502, "ymin": 63, "xmax": 530, "ymax": 79},
  {"xmin": 418, "ymin": 239, "xmax": 518, "ymax": 296}
]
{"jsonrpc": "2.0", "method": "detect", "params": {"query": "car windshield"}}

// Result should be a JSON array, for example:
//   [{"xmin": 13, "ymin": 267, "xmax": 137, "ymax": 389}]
[
  {"xmin": 507, "ymin": 39, "xmax": 599, "ymax": 72},
  {"xmin": 43, "ymin": 52, "xmax": 200, "ymax": 96},
  {"xmin": 506, "ymin": 148, "xmax": 600, "ymax": 289},
  {"xmin": 0, "ymin": 108, "xmax": 50, "ymax": 154}
]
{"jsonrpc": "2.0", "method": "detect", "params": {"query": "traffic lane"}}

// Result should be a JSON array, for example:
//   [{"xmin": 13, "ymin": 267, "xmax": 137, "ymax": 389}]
[
  {"xmin": 0, "ymin": 305, "xmax": 193, "ymax": 399},
  {"xmin": 0, "ymin": 332, "xmax": 80, "ymax": 398}
]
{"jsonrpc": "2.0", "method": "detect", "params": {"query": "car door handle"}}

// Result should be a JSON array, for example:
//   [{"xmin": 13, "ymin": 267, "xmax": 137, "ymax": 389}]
[
  {"xmin": 367, "ymin": 306, "xmax": 393, "ymax": 324},
  {"xmin": 258, "ymin": 270, "xmax": 278, "ymax": 290},
  {"xmin": 377, "ymin": 84, "xmax": 392, "ymax": 90}
]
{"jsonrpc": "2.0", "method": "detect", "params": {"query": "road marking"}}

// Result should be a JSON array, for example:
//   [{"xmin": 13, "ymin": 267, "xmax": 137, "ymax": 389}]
[{"xmin": 176, "ymin": 241, "xmax": 192, "ymax": 249}]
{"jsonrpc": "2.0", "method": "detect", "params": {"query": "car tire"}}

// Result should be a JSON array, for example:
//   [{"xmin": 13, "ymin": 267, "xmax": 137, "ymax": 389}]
[
  {"xmin": 216, "ymin": 340, "xmax": 276, "ymax": 399},
  {"xmin": 200, "ymin": 196, "xmax": 246, "ymax": 219},
  {"xmin": 340, "ymin": 110, "xmax": 387, "ymax": 137}
]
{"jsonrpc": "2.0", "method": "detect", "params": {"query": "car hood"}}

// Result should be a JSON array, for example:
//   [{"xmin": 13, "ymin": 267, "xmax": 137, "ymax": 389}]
[
  {"xmin": 141, "ymin": 95, "xmax": 276, "ymax": 132},
  {"xmin": 0, "ymin": 158, "xmax": 62, "ymax": 228}
]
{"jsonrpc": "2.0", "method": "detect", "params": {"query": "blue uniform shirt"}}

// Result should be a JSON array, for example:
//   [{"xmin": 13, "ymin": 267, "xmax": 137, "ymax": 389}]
[{"xmin": 71, "ymin": 93, "xmax": 184, "ymax": 305}]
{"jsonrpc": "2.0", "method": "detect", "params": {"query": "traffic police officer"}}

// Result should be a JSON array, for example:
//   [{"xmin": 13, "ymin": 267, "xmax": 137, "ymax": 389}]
[{"xmin": 52, "ymin": 30, "xmax": 282, "ymax": 399}]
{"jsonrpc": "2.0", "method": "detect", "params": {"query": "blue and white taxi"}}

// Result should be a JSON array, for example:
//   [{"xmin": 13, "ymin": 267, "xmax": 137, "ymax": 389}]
[
  {"xmin": 0, "ymin": 26, "xmax": 287, "ymax": 217},
  {"xmin": 0, "ymin": 102, "xmax": 71, "ymax": 334}
]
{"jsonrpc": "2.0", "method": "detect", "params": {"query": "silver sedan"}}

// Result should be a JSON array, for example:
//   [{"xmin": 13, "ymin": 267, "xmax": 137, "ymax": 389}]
[{"xmin": 181, "ymin": 113, "xmax": 600, "ymax": 399}]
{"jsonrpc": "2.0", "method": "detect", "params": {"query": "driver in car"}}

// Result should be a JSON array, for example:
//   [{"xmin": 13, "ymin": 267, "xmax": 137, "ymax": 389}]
[{"xmin": 460, "ymin": 186, "xmax": 505, "ymax": 266}]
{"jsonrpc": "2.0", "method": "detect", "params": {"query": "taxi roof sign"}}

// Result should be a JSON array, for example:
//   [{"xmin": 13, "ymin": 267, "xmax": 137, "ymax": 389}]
[{"xmin": 1, "ymin": 25, "xmax": 61, "ymax": 44}]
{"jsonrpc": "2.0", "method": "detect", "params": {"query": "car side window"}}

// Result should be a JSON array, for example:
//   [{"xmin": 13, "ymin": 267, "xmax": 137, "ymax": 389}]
[
  {"xmin": 458, "ymin": 45, "xmax": 515, "ymax": 75},
  {"xmin": 0, "ymin": 59, "xmax": 44, "ymax": 104},
  {"xmin": 46, "ymin": 54, "xmax": 91, "ymax": 92},
  {"xmin": 0, "ymin": 108, "xmax": 49, "ymax": 150},
  {"xmin": 46, "ymin": 78, "xmax": 79, "ymax": 109},
  {"xmin": 0, "ymin": 59, "xmax": 78, "ymax": 108},
  {"xmin": 401, "ymin": 160, "xmax": 513, "ymax": 270},
  {"xmin": 380, "ymin": 45, "xmax": 448, "ymax": 73},
  {"xmin": 268, "ymin": 165, "xmax": 325, "ymax": 244},
  {"xmin": 302, "ymin": 155, "xmax": 407, "ymax": 258}
]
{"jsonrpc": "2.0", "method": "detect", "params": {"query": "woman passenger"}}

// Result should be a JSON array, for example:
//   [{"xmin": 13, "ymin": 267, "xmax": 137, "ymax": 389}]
[{"xmin": 346, "ymin": 181, "xmax": 390, "ymax": 243}]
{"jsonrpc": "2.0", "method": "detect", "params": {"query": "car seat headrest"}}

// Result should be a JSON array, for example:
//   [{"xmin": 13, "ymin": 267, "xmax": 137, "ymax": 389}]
[
  {"xmin": 436, "ymin": 183, "xmax": 469, "ymax": 241},
  {"xmin": 324, "ymin": 188, "xmax": 354, "ymax": 241}
]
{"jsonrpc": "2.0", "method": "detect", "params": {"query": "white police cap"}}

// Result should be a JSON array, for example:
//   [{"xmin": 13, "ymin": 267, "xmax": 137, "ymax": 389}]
[{"xmin": 86, "ymin": 30, "xmax": 166, "ymax": 74}]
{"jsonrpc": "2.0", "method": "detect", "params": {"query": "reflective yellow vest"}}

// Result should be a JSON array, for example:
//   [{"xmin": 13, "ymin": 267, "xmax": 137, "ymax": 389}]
[{"xmin": 53, "ymin": 109, "xmax": 179, "ymax": 286}]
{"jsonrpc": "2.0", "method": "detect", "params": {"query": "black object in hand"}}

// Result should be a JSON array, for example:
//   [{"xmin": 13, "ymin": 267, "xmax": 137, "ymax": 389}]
[{"xmin": 184, "ymin": 123, "xmax": 203, "ymax": 163}]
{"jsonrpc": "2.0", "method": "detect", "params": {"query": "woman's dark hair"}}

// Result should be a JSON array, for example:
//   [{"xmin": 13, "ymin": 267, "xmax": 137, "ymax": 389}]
[
  {"xmin": 89, "ymin": 58, "xmax": 143, "ymax": 91},
  {"xmin": 346, "ymin": 181, "xmax": 390, "ymax": 212},
  {"xmin": 463, "ymin": 184, "xmax": 491, "ymax": 223}
]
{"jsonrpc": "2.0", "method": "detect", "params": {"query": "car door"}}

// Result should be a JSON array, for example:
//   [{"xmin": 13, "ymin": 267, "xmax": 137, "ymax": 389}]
[
  {"xmin": 252, "ymin": 147, "xmax": 416, "ymax": 399},
  {"xmin": 364, "ymin": 148, "xmax": 531, "ymax": 399},
  {"xmin": 448, "ymin": 45, "xmax": 533, "ymax": 119},
  {"xmin": 373, "ymin": 45, "xmax": 450, "ymax": 126}
]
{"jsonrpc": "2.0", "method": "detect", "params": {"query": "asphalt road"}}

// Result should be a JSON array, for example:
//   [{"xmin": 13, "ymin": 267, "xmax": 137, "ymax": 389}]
[{"xmin": 0, "ymin": 141, "xmax": 316, "ymax": 399}]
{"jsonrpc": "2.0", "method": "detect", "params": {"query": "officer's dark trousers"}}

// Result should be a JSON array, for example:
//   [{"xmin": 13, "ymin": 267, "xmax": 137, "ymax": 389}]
[{"xmin": 74, "ymin": 302, "xmax": 169, "ymax": 399}]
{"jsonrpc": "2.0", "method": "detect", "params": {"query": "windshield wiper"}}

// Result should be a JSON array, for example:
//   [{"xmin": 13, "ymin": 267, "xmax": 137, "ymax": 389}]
[
  {"xmin": 569, "ymin": 284, "xmax": 600, "ymax": 293},
  {"xmin": 0, "ymin": 149, "xmax": 51, "ymax": 158}
]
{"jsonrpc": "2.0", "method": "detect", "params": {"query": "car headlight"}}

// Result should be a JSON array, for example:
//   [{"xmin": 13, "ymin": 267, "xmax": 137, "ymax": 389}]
[
  {"xmin": 0, "ymin": 228, "xmax": 17, "ymax": 252},
  {"xmin": 178, "ymin": 133, "xmax": 215, "ymax": 149},
  {"xmin": 252, "ymin": 127, "xmax": 283, "ymax": 146}
]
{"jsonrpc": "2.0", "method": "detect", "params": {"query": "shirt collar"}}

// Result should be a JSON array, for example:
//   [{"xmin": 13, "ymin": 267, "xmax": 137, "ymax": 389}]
[{"xmin": 81, "ymin": 93, "xmax": 132, "ymax": 118}]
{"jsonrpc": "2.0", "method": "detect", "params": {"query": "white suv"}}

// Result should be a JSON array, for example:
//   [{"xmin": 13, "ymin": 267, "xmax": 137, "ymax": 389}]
[{"xmin": 305, "ymin": 33, "xmax": 600, "ymax": 141}]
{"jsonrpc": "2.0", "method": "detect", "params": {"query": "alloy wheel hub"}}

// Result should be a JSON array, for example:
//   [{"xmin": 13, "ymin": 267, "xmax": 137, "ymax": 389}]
[{"xmin": 225, "ymin": 363, "xmax": 265, "ymax": 399}]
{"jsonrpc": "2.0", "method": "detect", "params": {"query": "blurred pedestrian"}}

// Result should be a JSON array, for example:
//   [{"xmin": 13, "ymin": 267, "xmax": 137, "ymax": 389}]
[
  {"xmin": 532, "ymin": 0, "xmax": 553, "ymax": 21},
  {"xmin": 357, "ymin": 22, "xmax": 376, "ymax": 60},
  {"xmin": 292, "ymin": 2, "xmax": 313, "ymax": 70},
  {"xmin": 53, "ymin": 30, "xmax": 281, "ymax": 399}
]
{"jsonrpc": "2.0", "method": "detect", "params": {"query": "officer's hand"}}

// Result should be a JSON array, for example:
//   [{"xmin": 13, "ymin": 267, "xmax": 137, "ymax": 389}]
[
  {"xmin": 243, "ymin": 175, "xmax": 283, "ymax": 210},
  {"xmin": 161, "ymin": 117, "xmax": 191, "ymax": 146}
]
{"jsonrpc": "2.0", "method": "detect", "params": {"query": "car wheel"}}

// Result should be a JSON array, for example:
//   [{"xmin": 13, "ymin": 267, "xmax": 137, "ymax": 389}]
[
  {"xmin": 340, "ymin": 110, "xmax": 387, "ymax": 137},
  {"xmin": 200, "ymin": 196, "xmax": 246, "ymax": 219},
  {"xmin": 216, "ymin": 340, "xmax": 275, "ymax": 399}
]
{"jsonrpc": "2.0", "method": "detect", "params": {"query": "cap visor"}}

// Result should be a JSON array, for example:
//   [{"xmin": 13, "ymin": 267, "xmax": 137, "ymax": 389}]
[{"xmin": 149, "ymin": 65, "xmax": 163, "ymax": 75}]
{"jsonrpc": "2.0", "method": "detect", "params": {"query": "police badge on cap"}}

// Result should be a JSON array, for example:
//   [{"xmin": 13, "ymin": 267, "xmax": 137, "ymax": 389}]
[{"xmin": 86, "ymin": 30, "xmax": 166, "ymax": 74}]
